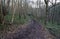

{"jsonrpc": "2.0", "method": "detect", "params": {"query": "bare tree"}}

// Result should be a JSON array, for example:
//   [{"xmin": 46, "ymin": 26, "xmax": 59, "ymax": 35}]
[
  {"xmin": 0, "ymin": 0, "xmax": 10, "ymax": 25},
  {"xmin": 11, "ymin": 0, "xmax": 17, "ymax": 24},
  {"xmin": 44, "ymin": 0, "xmax": 49, "ymax": 25},
  {"xmin": 19, "ymin": 0, "xmax": 23, "ymax": 18},
  {"xmin": 23, "ymin": 0, "xmax": 28, "ymax": 19},
  {"xmin": 49, "ymin": 0, "xmax": 57, "ymax": 24}
]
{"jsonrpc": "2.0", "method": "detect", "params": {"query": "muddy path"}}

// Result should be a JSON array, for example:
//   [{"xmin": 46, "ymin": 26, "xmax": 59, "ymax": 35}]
[{"xmin": 1, "ymin": 20, "xmax": 55, "ymax": 39}]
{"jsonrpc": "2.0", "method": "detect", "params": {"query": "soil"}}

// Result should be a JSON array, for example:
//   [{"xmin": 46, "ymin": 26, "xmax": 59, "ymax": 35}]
[{"xmin": 0, "ymin": 20, "xmax": 55, "ymax": 39}]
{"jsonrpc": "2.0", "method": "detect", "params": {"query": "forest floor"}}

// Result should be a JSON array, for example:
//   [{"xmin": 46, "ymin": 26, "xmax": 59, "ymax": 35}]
[
  {"xmin": 0, "ymin": 20, "xmax": 29, "ymax": 39},
  {"xmin": 0, "ymin": 24, "xmax": 20, "ymax": 38},
  {"xmin": 0, "ymin": 20, "xmax": 56, "ymax": 39}
]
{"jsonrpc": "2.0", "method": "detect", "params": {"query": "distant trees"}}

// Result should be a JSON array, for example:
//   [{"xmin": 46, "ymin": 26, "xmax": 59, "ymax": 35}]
[
  {"xmin": 49, "ymin": 0, "xmax": 57, "ymax": 24},
  {"xmin": 49, "ymin": 3, "xmax": 60, "ymax": 24},
  {"xmin": 0, "ymin": 0, "xmax": 59, "ymax": 25},
  {"xmin": 44, "ymin": 0, "xmax": 60, "ymax": 24},
  {"xmin": 47, "ymin": 0, "xmax": 60, "ymax": 24}
]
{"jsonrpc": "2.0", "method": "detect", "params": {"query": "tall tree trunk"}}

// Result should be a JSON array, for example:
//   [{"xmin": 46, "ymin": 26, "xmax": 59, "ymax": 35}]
[
  {"xmin": 0, "ymin": 0, "xmax": 5, "ymax": 25},
  {"xmin": 11, "ymin": 0, "xmax": 15, "ymax": 23},
  {"xmin": 44, "ymin": 0, "xmax": 48, "ymax": 25},
  {"xmin": 52, "ymin": 0, "xmax": 57, "ymax": 24},
  {"xmin": 11, "ymin": 0, "xmax": 17, "ymax": 24}
]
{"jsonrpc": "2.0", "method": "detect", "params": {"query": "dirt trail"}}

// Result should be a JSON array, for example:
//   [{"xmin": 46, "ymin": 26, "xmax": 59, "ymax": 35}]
[{"xmin": 2, "ymin": 20, "xmax": 55, "ymax": 39}]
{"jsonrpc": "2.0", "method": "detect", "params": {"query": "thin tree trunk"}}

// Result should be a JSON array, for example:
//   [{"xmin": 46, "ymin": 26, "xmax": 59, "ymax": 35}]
[
  {"xmin": 11, "ymin": 0, "xmax": 17, "ymax": 24},
  {"xmin": 0, "ymin": 0, "xmax": 5, "ymax": 25},
  {"xmin": 44, "ymin": 0, "xmax": 48, "ymax": 25}
]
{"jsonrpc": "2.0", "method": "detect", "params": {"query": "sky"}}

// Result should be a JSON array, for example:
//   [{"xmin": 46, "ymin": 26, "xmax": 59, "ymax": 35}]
[
  {"xmin": 30, "ymin": 0, "xmax": 44, "ymax": 2},
  {"xmin": 29, "ymin": 0, "xmax": 60, "ymax": 8},
  {"xmin": 31, "ymin": 0, "xmax": 60, "ymax": 2},
  {"xmin": 5, "ymin": 0, "xmax": 60, "ymax": 8},
  {"xmin": 29, "ymin": 0, "xmax": 44, "ymax": 8}
]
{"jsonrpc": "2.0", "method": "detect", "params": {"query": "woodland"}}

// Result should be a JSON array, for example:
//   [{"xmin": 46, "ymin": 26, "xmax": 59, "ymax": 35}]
[{"xmin": 0, "ymin": 0, "xmax": 60, "ymax": 39}]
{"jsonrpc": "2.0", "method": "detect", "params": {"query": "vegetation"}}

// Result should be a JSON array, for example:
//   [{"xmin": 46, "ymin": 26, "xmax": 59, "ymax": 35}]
[{"xmin": 0, "ymin": 0, "xmax": 60, "ymax": 39}]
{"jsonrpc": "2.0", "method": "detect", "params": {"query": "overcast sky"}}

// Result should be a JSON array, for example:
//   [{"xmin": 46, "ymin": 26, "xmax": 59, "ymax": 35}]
[
  {"xmin": 7, "ymin": 0, "xmax": 60, "ymax": 8},
  {"xmin": 31, "ymin": 0, "xmax": 60, "ymax": 2},
  {"xmin": 29, "ymin": 0, "xmax": 60, "ymax": 8}
]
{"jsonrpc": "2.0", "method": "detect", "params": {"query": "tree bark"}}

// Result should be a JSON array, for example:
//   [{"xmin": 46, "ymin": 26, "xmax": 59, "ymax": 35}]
[
  {"xmin": 11, "ymin": 0, "xmax": 17, "ymax": 24},
  {"xmin": 44, "ymin": 0, "xmax": 48, "ymax": 25}
]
